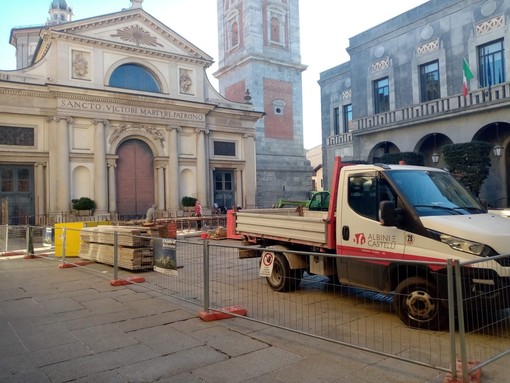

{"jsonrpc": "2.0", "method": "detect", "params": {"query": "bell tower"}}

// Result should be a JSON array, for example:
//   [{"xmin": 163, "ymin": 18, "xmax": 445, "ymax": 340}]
[
  {"xmin": 47, "ymin": 0, "xmax": 73, "ymax": 26},
  {"xmin": 214, "ymin": 0, "xmax": 312, "ymax": 207}
]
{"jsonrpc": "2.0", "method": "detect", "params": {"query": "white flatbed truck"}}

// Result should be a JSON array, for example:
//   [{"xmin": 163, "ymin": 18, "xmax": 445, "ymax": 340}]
[{"xmin": 235, "ymin": 156, "xmax": 510, "ymax": 329}]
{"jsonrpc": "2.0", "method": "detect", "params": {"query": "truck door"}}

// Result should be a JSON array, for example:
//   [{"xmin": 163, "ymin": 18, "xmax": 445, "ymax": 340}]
[{"xmin": 337, "ymin": 172, "xmax": 406, "ymax": 291}]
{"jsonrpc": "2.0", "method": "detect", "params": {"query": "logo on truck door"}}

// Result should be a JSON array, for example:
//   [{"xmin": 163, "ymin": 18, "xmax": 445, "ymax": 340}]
[
  {"xmin": 354, "ymin": 232, "xmax": 397, "ymax": 249},
  {"xmin": 353, "ymin": 233, "xmax": 366, "ymax": 245}
]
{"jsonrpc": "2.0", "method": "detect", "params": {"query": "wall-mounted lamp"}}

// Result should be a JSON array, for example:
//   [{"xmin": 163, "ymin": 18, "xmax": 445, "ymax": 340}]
[
  {"xmin": 431, "ymin": 133, "xmax": 439, "ymax": 164},
  {"xmin": 493, "ymin": 123, "xmax": 503, "ymax": 158},
  {"xmin": 493, "ymin": 145, "xmax": 504, "ymax": 158}
]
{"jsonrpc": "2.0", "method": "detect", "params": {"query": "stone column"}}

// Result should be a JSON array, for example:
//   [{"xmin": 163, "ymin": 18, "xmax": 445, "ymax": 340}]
[
  {"xmin": 55, "ymin": 116, "xmax": 71, "ymax": 212},
  {"xmin": 156, "ymin": 163, "xmax": 166, "ymax": 210},
  {"xmin": 34, "ymin": 162, "xmax": 46, "ymax": 218},
  {"xmin": 107, "ymin": 160, "xmax": 117, "ymax": 215},
  {"xmin": 196, "ymin": 128, "xmax": 208, "ymax": 205},
  {"xmin": 93, "ymin": 120, "xmax": 108, "ymax": 214},
  {"xmin": 47, "ymin": 117, "xmax": 57, "ymax": 213},
  {"xmin": 243, "ymin": 133, "xmax": 257, "ymax": 208},
  {"xmin": 235, "ymin": 168, "xmax": 243, "ymax": 208},
  {"xmin": 167, "ymin": 126, "xmax": 181, "ymax": 210}
]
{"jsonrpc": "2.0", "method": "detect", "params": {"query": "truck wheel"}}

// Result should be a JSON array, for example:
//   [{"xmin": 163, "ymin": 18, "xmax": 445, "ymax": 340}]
[
  {"xmin": 393, "ymin": 276, "xmax": 449, "ymax": 330},
  {"xmin": 266, "ymin": 252, "xmax": 301, "ymax": 292}
]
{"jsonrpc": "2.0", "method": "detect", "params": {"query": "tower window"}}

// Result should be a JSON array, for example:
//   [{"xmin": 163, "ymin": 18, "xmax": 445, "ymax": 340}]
[
  {"xmin": 266, "ymin": 6, "xmax": 286, "ymax": 46},
  {"xmin": 226, "ymin": 9, "xmax": 240, "ymax": 51},
  {"xmin": 270, "ymin": 17, "xmax": 280, "ymax": 43},
  {"xmin": 231, "ymin": 21, "xmax": 239, "ymax": 48}
]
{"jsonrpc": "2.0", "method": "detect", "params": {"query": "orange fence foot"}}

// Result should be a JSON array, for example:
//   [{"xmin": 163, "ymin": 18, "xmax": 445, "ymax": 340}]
[
  {"xmin": 443, "ymin": 359, "xmax": 481, "ymax": 383},
  {"xmin": 198, "ymin": 305, "xmax": 248, "ymax": 321},
  {"xmin": 110, "ymin": 277, "xmax": 146, "ymax": 286},
  {"xmin": 24, "ymin": 253, "xmax": 50, "ymax": 259},
  {"xmin": 58, "ymin": 260, "xmax": 94, "ymax": 269},
  {"xmin": 1, "ymin": 251, "xmax": 25, "ymax": 257}
]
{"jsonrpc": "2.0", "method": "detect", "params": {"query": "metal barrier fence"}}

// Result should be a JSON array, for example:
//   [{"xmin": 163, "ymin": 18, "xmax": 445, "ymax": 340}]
[{"xmin": 3, "ymin": 224, "xmax": 510, "ymax": 382}]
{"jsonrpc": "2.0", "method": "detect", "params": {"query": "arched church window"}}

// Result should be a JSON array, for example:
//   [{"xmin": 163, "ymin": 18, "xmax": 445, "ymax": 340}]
[{"xmin": 109, "ymin": 63, "xmax": 161, "ymax": 93}]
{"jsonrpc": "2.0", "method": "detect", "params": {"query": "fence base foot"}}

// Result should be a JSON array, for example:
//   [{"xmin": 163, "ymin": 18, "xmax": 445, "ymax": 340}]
[
  {"xmin": 198, "ymin": 305, "xmax": 248, "ymax": 321},
  {"xmin": 59, "ymin": 261, "xmax": 94, "ymax": 269},
  {"xmin": 1, "ymin": 251, "xmax": 25, "ymax": 257},
  {"xmin": 110, "ymin": 277, "xmax": 146, "ymax": 286},
  {"xmin": 23, "ymin": 253, "xmax": 49, "ymax": 259},
  {"xmin": 443, "ymin": 359, "xmax": 481, "ymax": 383}
]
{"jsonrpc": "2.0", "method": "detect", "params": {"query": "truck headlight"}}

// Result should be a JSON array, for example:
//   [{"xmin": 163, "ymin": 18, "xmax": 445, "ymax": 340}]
[{"xmin": 429, "ymin": 231, "xmax": 496, "ymax": 257}]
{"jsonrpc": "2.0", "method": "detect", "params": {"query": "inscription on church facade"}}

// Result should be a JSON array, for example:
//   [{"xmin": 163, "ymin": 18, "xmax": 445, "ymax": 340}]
[{"xmin": 58, "ymin": 99, "xmax": 204, "ymax": 122}]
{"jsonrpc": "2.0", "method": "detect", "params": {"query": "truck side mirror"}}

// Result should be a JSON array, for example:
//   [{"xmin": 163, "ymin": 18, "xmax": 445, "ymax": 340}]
[{"xmin": 379, "ymin": 200, "xmax": 396, "ymax": 226}]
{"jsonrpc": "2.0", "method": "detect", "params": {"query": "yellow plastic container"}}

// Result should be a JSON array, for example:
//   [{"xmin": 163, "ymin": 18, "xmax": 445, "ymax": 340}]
[{"xmin": 55, "ymin": 221, "xmax": 109, "ymax": 257}]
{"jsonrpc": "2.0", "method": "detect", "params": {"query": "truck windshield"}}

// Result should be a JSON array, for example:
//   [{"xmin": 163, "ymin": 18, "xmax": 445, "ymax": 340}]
[{"xmin": 386, "ymin": 170, "xmax": 485, "ymax": 216}]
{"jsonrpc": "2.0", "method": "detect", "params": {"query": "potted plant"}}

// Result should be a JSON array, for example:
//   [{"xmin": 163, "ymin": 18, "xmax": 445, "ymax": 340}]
[
  {"xmin": 181, "ymin": 196, "xmax": 197, "ymax": 212},
  {"xmin": 72, "ymin": 197, "xmax": 96, "ymax": 216}
]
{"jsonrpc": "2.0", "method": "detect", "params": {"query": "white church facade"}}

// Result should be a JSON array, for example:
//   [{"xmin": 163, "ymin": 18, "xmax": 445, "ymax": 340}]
[{"xmin": 0, "ymin": 0, "xmax": 262, "ymax": 223}]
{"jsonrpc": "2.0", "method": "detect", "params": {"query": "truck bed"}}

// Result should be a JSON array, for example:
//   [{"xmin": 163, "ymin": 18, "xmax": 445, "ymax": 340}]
[{"xmin": 235, "ymin": 208, "xmax": 329, "ymax": 246}]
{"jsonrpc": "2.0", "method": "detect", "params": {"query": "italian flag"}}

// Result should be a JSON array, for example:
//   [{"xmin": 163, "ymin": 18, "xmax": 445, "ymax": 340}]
[{"xmin": 463, "ymin": 58, "xmax": 474, "ymax": 97}]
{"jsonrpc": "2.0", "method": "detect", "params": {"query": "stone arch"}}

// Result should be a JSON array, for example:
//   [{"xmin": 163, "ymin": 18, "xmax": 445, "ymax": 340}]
[
  {"xmin": 415, "ymin": 133, "xmax": 453, "ymax": 167},
  {"xmin": 368, "ymin": 141, "xmax": 399, "ymax": 163},
  {"xmin": 474, "ymin": 122, "xmax": 510, "ymax": 207},
  {"xmin": 108, "ymin": 125, "xmax": 165, "ymax": 158}
]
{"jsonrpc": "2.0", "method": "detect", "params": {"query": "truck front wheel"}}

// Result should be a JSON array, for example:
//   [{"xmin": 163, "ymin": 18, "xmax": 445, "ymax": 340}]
[
  {"xmin": 393, "ymin": 276, "xmax": 449, "ymax": 330},
  {"xmin": 267, "ymin": 252, "xmax": 302, "ymax": 292}
]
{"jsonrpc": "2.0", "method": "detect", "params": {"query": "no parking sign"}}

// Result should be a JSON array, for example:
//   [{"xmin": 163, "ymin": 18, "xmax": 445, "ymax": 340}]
[{"xmin": 259, "ymin": 251, "xmax": 275, "ymax": 277}]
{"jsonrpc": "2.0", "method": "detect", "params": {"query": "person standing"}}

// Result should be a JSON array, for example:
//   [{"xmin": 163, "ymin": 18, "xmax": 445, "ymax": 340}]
[
  {"xmin": 194, "ymin": 200, "xmax": 203, "ymax": 229},
  {"xmin": 145, "ymin": 204, "xmax": 157, "ymax": 223}
]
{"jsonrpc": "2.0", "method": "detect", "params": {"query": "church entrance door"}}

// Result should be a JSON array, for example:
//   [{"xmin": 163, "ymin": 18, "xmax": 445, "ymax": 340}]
[
  {"xmin": 213, "ymin": 170, "xmax": 234, "ymax": 211},
  {"xmin": 116, "ymin": 139, "xmax": 154, "ymax": 219}
]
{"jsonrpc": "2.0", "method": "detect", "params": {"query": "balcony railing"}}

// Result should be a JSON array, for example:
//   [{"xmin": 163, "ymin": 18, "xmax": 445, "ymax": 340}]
[{"xmin": 327, "ymin": 82, "xmax": 510, "ymax": 146}]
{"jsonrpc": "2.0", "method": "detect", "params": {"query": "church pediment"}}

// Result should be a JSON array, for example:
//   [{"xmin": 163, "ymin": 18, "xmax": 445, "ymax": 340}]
[{"xmin": 47, "ymin": 9, "xmax": 213, "ymax": 64}]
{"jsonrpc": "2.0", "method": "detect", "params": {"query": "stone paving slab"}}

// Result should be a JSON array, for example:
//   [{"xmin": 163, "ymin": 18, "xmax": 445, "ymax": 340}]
[{"xmin": 1, "ymin": 254, "xmax": 509, "ymax": 382}]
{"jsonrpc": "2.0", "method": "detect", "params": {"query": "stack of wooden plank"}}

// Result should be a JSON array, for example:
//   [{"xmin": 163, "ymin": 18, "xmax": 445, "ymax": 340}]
[{"xmin": 79, "ymin": 226, "xmax": 154, "ymax": 270}]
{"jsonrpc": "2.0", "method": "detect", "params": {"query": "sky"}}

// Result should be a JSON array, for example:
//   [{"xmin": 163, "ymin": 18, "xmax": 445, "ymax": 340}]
[{"xmin": 0, "ymin": 0, "xmax": 428, "ymax": 149}]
